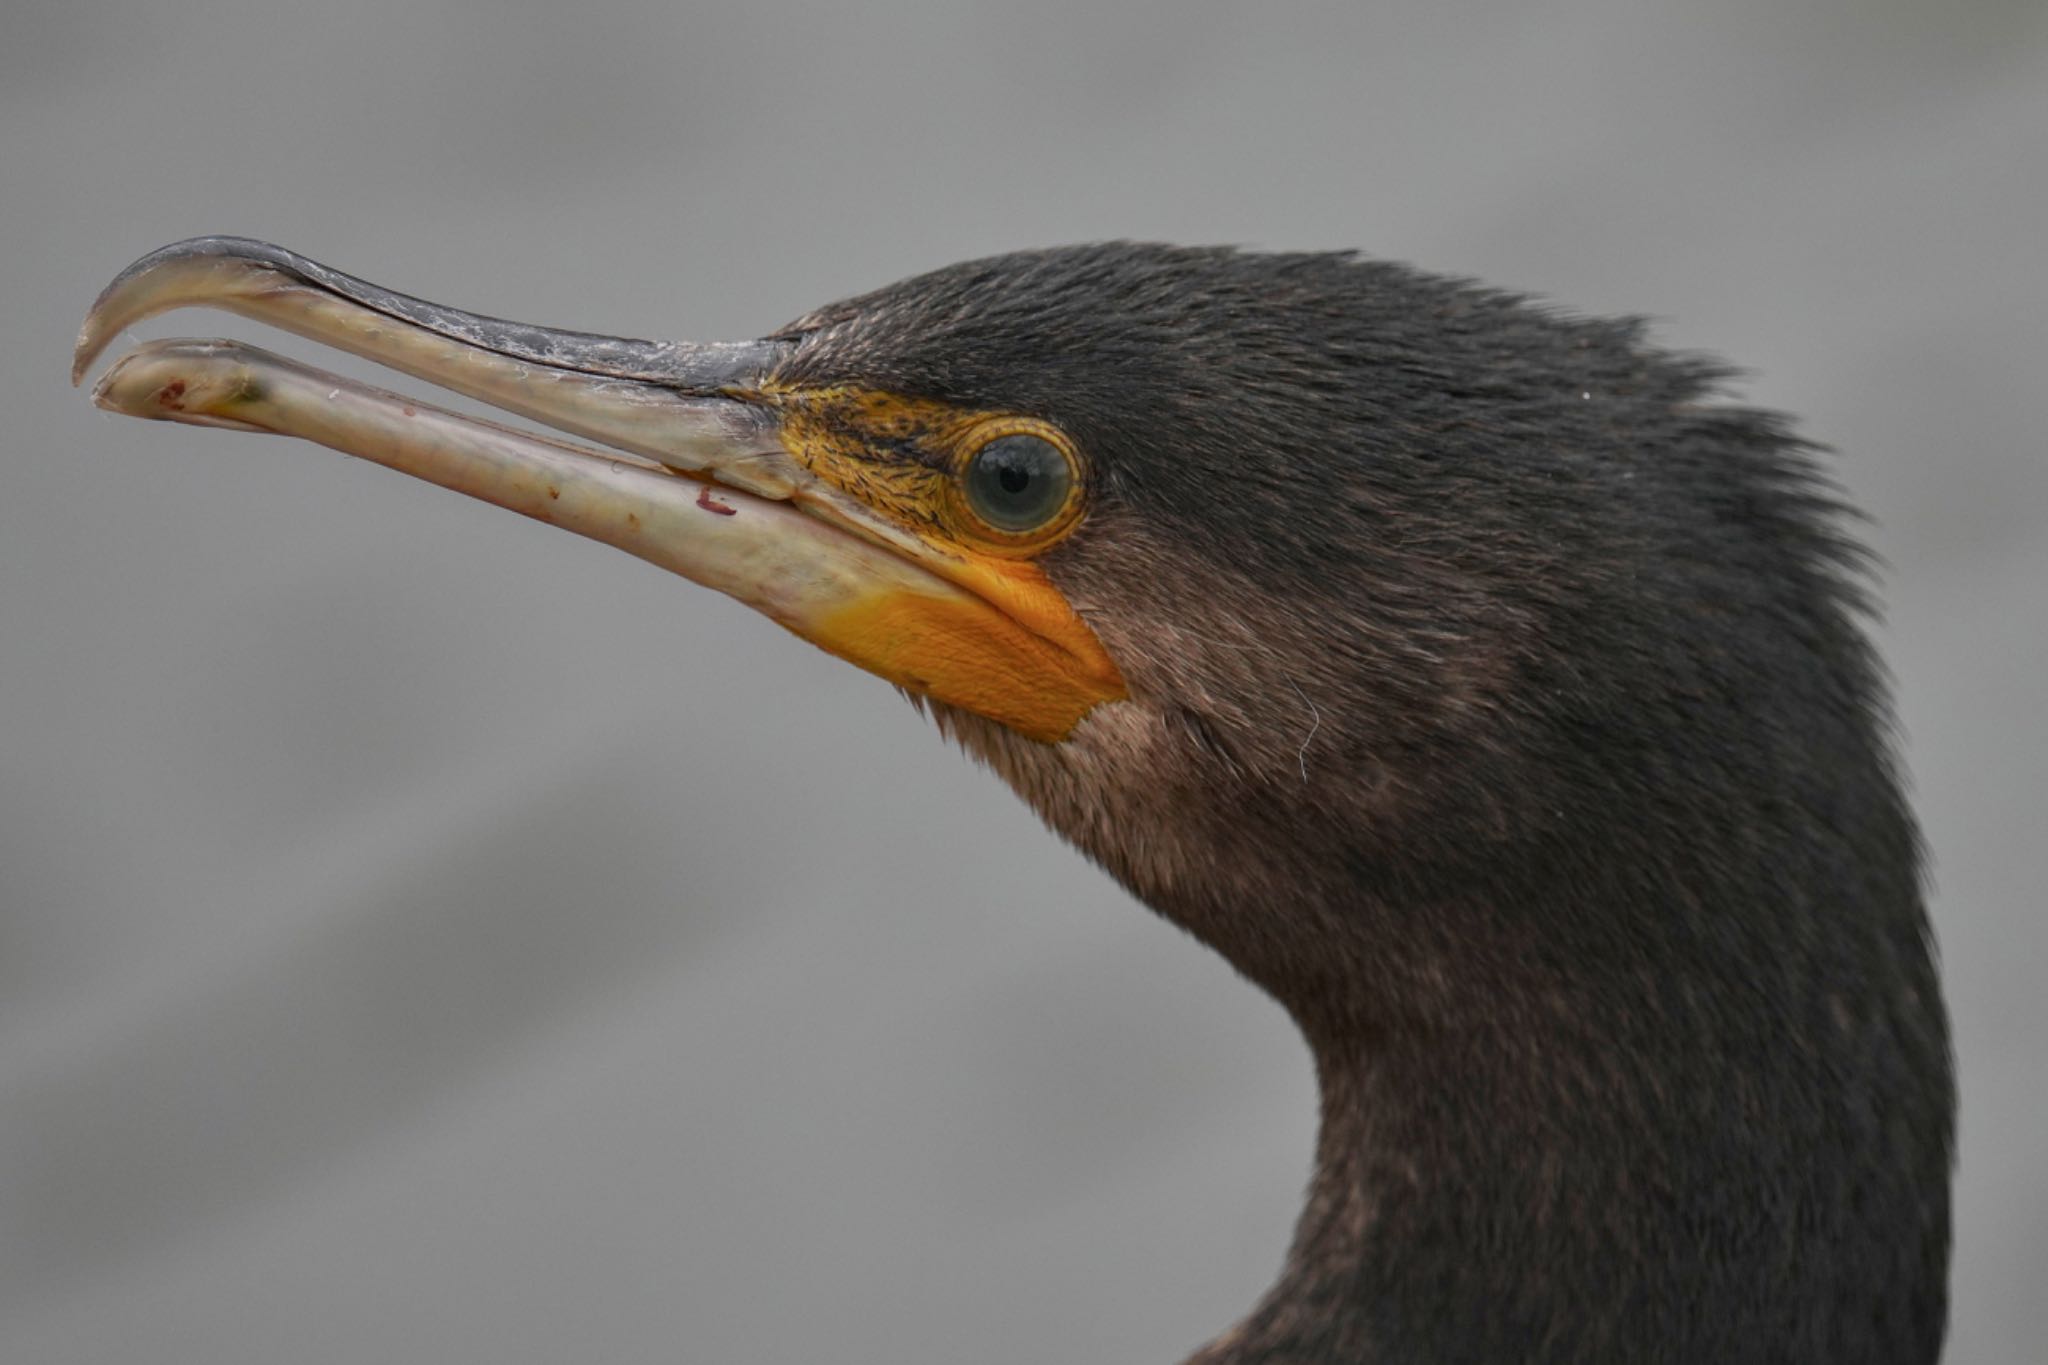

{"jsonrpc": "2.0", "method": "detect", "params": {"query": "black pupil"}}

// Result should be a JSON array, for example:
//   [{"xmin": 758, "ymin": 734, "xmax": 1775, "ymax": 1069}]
[{"xmin": 966, "ymin": 434, "xmax": 1070, "ymax": 532}]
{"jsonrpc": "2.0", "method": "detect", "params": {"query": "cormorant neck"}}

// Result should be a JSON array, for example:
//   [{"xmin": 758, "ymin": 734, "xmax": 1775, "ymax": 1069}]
[
  {"xmin": 1176, "ymin": 858, "xmax": 1949, "ymax": 1365},
  {"xmin": 934, "ymin": 694, "xmax": 1947, "ymax": 1365}
]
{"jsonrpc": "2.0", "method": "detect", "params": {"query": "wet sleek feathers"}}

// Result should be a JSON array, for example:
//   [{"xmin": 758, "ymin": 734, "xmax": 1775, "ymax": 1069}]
[{"xmin": 773, "ymin": 247, "xmax": 1951, "ymax": 1363}]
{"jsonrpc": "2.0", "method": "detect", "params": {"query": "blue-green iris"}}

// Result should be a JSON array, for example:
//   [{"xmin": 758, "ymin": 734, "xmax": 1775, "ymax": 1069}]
[{"xmin": 963, "ymin": 433, "xmax": 1072, "ymax": 533}]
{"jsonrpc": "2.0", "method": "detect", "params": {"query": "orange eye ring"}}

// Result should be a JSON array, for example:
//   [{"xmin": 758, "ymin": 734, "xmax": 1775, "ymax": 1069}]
[{"xmin": 944, "ymin": 417, "xmax": 1087, "ymax": 553}]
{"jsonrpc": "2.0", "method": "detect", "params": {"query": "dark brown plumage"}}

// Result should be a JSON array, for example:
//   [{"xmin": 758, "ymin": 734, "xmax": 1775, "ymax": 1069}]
[{"xmin": 782, "ymin": 246, "xmax": 1953, "ymax": 1363}]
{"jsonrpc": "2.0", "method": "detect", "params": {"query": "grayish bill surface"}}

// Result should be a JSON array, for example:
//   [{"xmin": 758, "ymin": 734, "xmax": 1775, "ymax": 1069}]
[{"xmin": 89, "ymin": 337, "xmax": 959, "ymax": 639}]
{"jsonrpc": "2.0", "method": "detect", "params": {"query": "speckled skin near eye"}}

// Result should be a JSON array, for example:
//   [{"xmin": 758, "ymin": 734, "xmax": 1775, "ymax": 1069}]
[{"xmin": 758, "ymin": 384, "xmax": 1087, "ymax": 554}]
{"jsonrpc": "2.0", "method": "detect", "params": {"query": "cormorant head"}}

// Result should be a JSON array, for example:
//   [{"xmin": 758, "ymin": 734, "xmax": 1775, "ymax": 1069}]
[{"xmin": 74, "ymin": 239, "xmax": 1893, "ymax": 1026}]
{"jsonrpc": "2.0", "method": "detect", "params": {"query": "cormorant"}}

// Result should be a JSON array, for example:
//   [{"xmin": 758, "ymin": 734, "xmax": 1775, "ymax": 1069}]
[{"xmin": 73, "ymin": 238, "xmax": 1953, "ymax": 1364}]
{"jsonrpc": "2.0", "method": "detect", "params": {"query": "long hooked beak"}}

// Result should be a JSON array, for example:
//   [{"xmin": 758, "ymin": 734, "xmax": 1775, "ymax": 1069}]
[{"xmin": 74, "ymin": 238, "xmax": 1124, "ymax": 741}]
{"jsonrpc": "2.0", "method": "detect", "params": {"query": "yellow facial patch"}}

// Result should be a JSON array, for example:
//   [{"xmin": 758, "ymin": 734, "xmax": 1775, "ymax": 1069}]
[{"xmin": 756, "ymin": 385, "xmax": 1125, "ymax": 741}]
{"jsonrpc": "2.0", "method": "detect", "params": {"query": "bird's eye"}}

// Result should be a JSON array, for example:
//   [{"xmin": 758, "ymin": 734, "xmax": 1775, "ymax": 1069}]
[{"xmin": 960, "ymin": 432, "xmax": 1077, "ymax": 537}]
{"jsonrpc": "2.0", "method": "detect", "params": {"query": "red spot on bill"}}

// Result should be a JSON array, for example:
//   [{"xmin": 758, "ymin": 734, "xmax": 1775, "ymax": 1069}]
[
  {"xmin": 155, "ymin": 379, "xmax": 187, "ymax": 410},
  {"xmin": 697, "ymin": 486, "xmax": 738, "ymax": 517}
]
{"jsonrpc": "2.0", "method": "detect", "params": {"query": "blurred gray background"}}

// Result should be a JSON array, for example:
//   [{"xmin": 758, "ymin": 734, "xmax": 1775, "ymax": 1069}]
[{"xmin": 3, "ymin": 2, "xmax": 2042, "ymax": 1361}]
